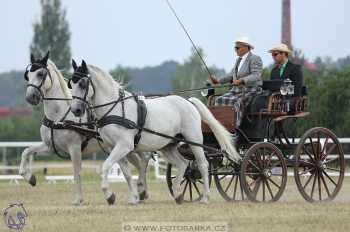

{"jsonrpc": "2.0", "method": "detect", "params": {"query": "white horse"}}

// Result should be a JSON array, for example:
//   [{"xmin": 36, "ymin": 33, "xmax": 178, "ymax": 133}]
[
  {"xmin": 69, "ymin": 60, "xmax": 241, "ymax": 204},
  {"xmin": 19, "ymin": 52, "xmax": 150, "ymax": 205}
]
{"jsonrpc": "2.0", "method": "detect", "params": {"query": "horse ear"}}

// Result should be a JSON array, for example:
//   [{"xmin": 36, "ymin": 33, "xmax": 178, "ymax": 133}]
[
  {"xmin": 42, "ymin": 51, "xmax": 50, "ymax": 65},
  {"xmin": 72, "ymin": 59, "xmax": 78, "ymax": 71},
  {"xmin": 30, "ymin": 54, "xmax": 35, "ymax": 63},
  {"xmin": 82, "ymin": 60, "xmax": 87, "ymax": 71}
]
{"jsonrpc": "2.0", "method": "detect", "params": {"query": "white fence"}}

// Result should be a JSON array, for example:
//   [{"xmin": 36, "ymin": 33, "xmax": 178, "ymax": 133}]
[{"xmin": 0, "ymin": 139, "xmax": 349, "ymax": 184}]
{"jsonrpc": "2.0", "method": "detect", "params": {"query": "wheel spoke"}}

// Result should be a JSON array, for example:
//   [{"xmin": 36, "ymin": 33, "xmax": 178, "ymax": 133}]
[
  {"xmin": 265, "ymin": 179, "xmax": 274, "ymax": 199},
  {"xmin": 262, "ymin": 148, "xmax": 266, "ymax": 169},
  {"xmin": 308, "ymin": 137, "xmax": 317, "ymax": 160},
  {"xmin": 317, "ymin": 172, "xmax": 322, "ymax": 201},
  {"xmin": 255, "ymin": 152, "xmax": 264, "ymax": 170},
  {"xmin": 303, "ymin": 144, "xmax": 316, "ymax": 163},
  {"xmin": 262, "ymin": 179, "xmax": 266, "ymax": 201},
  {"xmin": 182, "ymin": 180, "xmax": 189, "ymax": 196},
  {"xmin": 240, "ymin": 177, "xmax": 245, "ymax": 200},
  {"xmin": 266, "ymin": 177, "xmax": 281, "ymax": 189},
  {"xmin": 322, "ymin": 170, "xmax": 338, "ymax": 186},
  {"xmin": 245, "ymin": 172, "xmax": 261, "ymax": 176},
  {"xmin": 189, "ymin": 182, "xmax": 193, "ymax": 201},
  {"xmin": 298, "ymin": 159, "xmax": 315, "ymax": 167},
  {"xmin": 325, "ymin": 167, "xmax": 341, "ymax": 172},
  {"xmin": 193, "ymin": 182, "xmax": 201, "ymax": 196},
  {"xmin": 265, "ymin": 152, "xmax": 276, "ymax": 169},
  {"xmin": 248, "ymin": 176, "xmax": 260, "ymax": 188},
  {"xmin": 303, "ymin": 172, "xmax": 315, "ymax": 189},
  {"xmin": 320, "ymin": 172, "xmax": 331, "ymax": 198},
  {"xmin": 320, "ymin": 136, "xmax": 329, "ymax": 157},
  {"xmin": 224, "ymin": 175, "xmax": 235, "ymax": 193},
  {"xmin": 198, "ymin": 180, "xmax": 204, "ymax": 185},
  {"xmin": 219, "ymin": 175, "xmax": 228, "ymax": 181},
  {"xmin": 326, "ymin": 144, "xmax": 337, "ymax": 156},
  {"xmin": 252, "ymin": 178, "xmax": 262, "ymax": 197},
  {"xmin": 233, "ymin": 175, "xmax": 239, "ymax": 200},
  {"xmin": 248, "ymin": 160, "xmax": 261, "ymax": 172},
  {"xmin": 310, "ymin": 172, "xmax": 317, "ymax": 199},
  {"xmin": 180, "ymin": 178, "xmax": 186, "ymax": 185},
  {"xmin": 324, "ymin": 157, "xmax": 339, "ymax": 165},
  {"xmin": 299, "ymin": 167, "xmax": 315, "ymax": 176}
]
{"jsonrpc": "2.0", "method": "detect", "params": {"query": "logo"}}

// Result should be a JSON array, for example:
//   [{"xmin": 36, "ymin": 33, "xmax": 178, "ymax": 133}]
[{"xmin": 3, "ymin": 203, "xmax": 28, "ymax": 230}]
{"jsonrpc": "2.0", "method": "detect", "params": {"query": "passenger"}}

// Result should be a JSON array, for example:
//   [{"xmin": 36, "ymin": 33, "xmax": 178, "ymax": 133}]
[{"xmin": 268, "ymin": 43, "xmax": 303, "ymax": 96}]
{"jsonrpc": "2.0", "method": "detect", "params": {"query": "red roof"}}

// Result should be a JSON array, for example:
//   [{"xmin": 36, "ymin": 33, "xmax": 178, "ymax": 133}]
[{"xmin": 0, "ymin": 107, "xmax": 31, "ymax": 117}]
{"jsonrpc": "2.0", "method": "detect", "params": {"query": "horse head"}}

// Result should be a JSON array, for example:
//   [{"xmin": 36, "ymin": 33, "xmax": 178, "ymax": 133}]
[{"xmin": 24, "ymin": 51, "xmax": 52, "ymax": 105}]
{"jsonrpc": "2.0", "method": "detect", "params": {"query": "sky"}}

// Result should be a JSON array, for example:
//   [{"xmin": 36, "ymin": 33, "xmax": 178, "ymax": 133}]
[{"xmin": 1, "ymin": 0, "xmax": 349, "ymax": 73}]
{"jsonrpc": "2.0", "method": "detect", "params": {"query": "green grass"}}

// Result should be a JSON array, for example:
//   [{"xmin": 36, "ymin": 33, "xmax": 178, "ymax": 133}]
[{"xmin": 0, "ymin": 175, "xmax": 350, "ymax": 232}]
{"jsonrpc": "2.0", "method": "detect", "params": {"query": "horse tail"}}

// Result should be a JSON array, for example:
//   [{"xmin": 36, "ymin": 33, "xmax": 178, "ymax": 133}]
[{"xmin": 188, "ymin": 97, "xmax": 241, "ymax": 162}]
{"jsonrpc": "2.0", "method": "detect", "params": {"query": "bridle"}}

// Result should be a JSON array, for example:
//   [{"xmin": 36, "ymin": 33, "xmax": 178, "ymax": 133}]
[
  {"xmin": 70, "ymin": 70, "xmax": 136, "ymax": 123},
  {"xmin": 24, "ymin": 63, "xmax": 71, "ymax": 102},
  {"xmin": 70, "ymin": 71, "xmax": 95, "ymax": 106}
]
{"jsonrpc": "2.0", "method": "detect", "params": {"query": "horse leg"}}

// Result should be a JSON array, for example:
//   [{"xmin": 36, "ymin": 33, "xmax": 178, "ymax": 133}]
[
  {"xmin": 127, "ymin": 152, "xmax": 150, "ymax": 201},
  {"xmin": 117, "ymin": 157, "xmax": 140, "ymax": 205},
  {"xmin": 19, "ymin": 143, "xmax": 50, "ymax": 186},
  {"xmin": 101, "ymin": 142, "xmax": 137, "ymax": 205},
  {"xmin": 160, "ymin": 146, "xmax": 188, "ymax": 204},
  {"xmin": 189, "ymin": 145, "xmax": 210, "ymax": 204},
  {"xmin": 68, "ymin": 145, "xmax": 84, "ymax": 206}
]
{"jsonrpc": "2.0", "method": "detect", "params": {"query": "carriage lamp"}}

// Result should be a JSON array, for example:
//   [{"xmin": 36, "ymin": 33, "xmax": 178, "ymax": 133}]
[
  {"xmin": 280, "ymin": 78, "xmax": 295, "ymax": 113},
  {"xmin": 201, "ymin": 83, "xmax": 214, "ymax": 97}
]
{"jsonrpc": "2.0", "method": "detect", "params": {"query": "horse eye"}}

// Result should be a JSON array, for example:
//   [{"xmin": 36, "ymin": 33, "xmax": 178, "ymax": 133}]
[
  {"xmin": 79, "ymin": 80, "xmax": 87, "ymax": 89},
  {"xmin": 37, "ymin": 71, "xmax": 45, "ymax": 78}
]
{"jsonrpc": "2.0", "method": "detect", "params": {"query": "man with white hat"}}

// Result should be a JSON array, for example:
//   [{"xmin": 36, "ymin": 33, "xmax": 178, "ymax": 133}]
[
  {"xmin": 268, "ymin": 43, "xmax": 303, "ymax": 96},
  {"xmin": 209, "ymin": 36, "xmax": 263, "ymax": 127}
]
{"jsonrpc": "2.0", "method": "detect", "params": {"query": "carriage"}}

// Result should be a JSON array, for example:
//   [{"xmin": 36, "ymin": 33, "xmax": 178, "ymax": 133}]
[{"xmin": 166, "ymin": 80, "xmax": 345, "ymax": 203}]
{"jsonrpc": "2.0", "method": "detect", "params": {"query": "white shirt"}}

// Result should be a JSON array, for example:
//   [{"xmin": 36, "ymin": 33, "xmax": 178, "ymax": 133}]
[{"xmin": 237, "ymin": 52, "xmax": 250, "ymax": 73}]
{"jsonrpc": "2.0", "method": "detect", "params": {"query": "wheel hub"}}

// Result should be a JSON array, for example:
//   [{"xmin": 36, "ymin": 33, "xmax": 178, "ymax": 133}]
[{"xmin": 263, "ymin": 169, "xmax": 272, "ymax": 178}]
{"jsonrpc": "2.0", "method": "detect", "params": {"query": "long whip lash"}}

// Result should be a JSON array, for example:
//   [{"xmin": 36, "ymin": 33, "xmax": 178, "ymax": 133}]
[{"xmin": 165, "ymin": 0, "xmax": 212, "ymax": 77}]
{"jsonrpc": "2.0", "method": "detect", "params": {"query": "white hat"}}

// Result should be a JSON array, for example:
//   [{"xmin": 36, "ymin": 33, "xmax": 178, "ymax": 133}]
[
  {"xmin": 268, "ymin": 43, "xmax": 292, "ymax": 54},
  {"xmin": 235, "ymin": 37, "xmax": 254, "ymax": 49}
]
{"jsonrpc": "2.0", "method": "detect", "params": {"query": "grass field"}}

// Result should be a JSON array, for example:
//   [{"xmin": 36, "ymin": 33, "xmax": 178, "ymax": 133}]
[{"xmin": 1, "ymin": 172, "xmax": 350, "ymax": 232}]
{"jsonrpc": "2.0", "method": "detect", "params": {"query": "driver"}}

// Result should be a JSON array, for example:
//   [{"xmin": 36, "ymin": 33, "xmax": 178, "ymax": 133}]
[{"xmin": 209, "ymin": 37, "xmax": 263, "ymax": 127}]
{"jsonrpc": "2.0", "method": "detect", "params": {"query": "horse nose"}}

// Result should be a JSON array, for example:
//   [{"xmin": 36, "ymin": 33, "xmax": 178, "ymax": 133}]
[{"xmin": 26, "ymin": 93, "xmax": 40, "ymax": 105}]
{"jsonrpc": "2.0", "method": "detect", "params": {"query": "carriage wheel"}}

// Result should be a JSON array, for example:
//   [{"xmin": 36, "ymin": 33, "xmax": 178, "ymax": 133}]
[
  {"xmin": 166, "ymin": 161, "xmax": 212, "ymax": 202},
  {"xmin": 214, "ymin": 158, "xmax": 246, "ymax": 201},
  {"xmin": 294, "ymin": 127, "xmax": 345, "ymax": 202},
  {"xmin": 241, "ymin": 142, "xmax": 287, "ymax": 202}
]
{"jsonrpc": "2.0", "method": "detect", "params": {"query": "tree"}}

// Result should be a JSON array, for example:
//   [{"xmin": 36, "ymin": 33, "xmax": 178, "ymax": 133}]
[
  {"xmin": 30, "ymin": 0, "xmax": 71, "ymax": 70},
  {"xmin": 109, "ymin": 65, "xmax": 133, "ymax": 90},
  {"xmin": 171, "ymin": 48, "xmax": 224, "ymax": 98}
]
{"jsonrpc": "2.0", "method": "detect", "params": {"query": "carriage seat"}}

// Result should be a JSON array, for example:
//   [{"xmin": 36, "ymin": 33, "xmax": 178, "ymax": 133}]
[{"xmin": 247, "ymin": 81, "xmax": 308, "ymax": 116}]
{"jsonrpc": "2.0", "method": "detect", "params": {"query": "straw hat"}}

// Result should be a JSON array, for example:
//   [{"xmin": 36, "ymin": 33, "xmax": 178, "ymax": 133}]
[
  {"xmin": 268, "ymin": 43, "xmax": 292, "ymax": 54},
  {"xmin": 235, "ymin": 37, "xmax": 254, "ymax": 49}
]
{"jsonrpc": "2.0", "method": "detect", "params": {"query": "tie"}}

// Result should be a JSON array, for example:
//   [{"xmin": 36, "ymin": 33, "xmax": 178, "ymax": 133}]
[{"xmin": 235, "ymin": 57, "xmax": 242, "ymax": 76}]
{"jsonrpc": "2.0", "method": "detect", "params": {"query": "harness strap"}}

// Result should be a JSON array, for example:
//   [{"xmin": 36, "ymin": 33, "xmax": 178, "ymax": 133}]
[
  {"xmin": 43, "ymin": 116, "xmax": 71, "ymax": 160},
  {"xmin": 96, "ymin": 97, "xmax": 147, "ymax": 147},
  {"xmin": 134, "ymin": 96, "xmax": 147, "ymax": 145}
]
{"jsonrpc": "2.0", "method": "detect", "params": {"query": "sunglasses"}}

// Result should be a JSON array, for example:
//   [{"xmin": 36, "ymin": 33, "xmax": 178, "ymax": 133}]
[
  {"xmin": 272, "ymin": 52, "xmax": 281, "ymax": 57},
  {"xmin": 235, "ymin": 46, "xmax": 244, "ymax": 50}
]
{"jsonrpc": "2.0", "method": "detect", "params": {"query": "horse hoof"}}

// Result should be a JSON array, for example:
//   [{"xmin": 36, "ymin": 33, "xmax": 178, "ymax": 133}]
[
  {"xmin": 139, "ymin": 191, "xmax": 147, "ymax": 201},
  {"xmin": 106, "ymin": 193, "xmax": 116, "ymax": 205},
  {"xmin": 72, "ymin": 199, "xmax": 84, "ymax": 206},
  {"xmin": 175, "ymin": 194, "xmax": 184, "ymax": 205},
  {"xmin": 199, "ymin": 195, "xmax": 209, "ymax": 204},
  {"xmin": 29, "ymin": 175, "xmax": 36, "ymax": 187}
]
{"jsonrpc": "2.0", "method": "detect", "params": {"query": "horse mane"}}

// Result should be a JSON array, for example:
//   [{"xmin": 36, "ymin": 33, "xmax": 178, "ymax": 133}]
[
  {"xmin": 47, "ymin": 60, "xmax": 72, "ymax": 99},
  {"xmin": 88, "ymin": 65, "xmax": 124, "ymax": 89}
]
